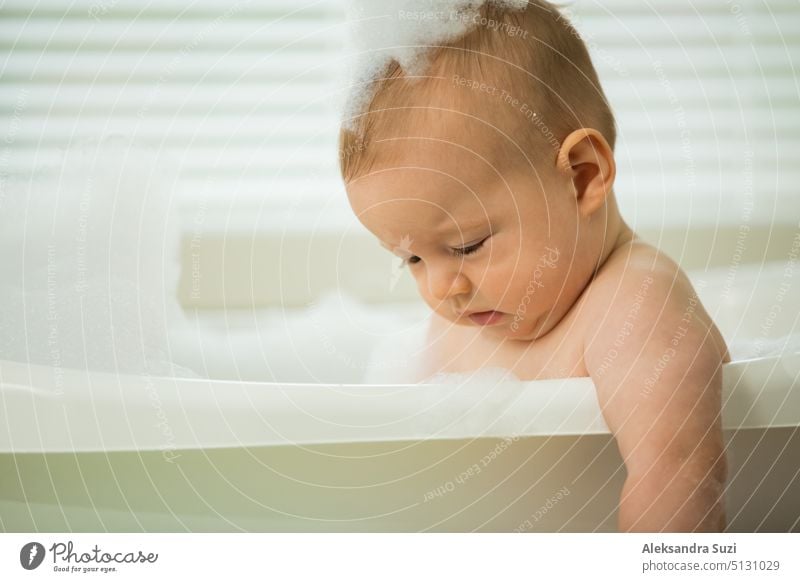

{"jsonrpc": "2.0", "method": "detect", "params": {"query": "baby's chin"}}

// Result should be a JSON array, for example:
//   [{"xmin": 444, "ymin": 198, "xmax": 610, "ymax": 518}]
[
  {"xmin": 440, "ymin": 310, "xmax": 546, "ymax": 342},
  {"xmin": 491, "ymin": 318, "xmax": 543, "ymax": 342}
]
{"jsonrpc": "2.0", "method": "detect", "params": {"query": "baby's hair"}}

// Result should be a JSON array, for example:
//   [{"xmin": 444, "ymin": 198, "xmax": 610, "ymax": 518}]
[{"xmin": 339, "ymin": 0, "xmax": 616, "ymax": 183}]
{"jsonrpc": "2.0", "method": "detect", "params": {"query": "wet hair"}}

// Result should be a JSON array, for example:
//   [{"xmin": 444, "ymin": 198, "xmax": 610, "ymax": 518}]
[{"xmin": 339, "ymin": 0, "xmax": 616, "ymax": 183}]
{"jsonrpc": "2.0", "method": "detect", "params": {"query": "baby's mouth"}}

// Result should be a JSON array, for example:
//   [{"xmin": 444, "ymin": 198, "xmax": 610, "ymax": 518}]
[{"xmin": 465, "ymin": 310, "xmax": 505, "ymax": 326}]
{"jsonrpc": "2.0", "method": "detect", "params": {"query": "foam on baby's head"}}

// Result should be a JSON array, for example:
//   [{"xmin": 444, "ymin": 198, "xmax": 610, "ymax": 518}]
[
  {"xmin": 340, "ymin": 0, "xmax": 616, "ymax": 183},
  {"xmin": 343, "ymin": 0, "xmax": 528, "ymax": 124}
]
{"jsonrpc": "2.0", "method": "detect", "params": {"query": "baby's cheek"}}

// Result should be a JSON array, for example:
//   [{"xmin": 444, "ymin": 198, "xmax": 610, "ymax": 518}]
[{"xmin": 506, "ymin": 256, "xmax": 563, "ymax": 310}]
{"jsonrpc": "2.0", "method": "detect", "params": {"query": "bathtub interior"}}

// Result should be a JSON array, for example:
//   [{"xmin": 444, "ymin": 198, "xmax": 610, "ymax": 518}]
[{"xmin": 166, "ymin": 259, "xmax": 800, "ymax": 384}]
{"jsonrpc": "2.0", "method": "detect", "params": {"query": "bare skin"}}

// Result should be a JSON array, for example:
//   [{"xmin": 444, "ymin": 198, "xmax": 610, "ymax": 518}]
[{"xmin": 346, "ymin": 120, "xmax": 730, "ymax": 532}]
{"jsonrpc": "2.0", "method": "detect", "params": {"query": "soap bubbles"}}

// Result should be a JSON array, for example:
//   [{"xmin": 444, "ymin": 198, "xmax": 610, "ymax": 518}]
[{"xmin": 342, "ymin": 0, "xmax": 528, "ymax": 126}]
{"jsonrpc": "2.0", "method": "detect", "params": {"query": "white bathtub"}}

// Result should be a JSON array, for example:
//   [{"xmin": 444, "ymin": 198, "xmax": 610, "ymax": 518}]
[{"xmin": 1, "ymin": 260, "xmax": 799, "ymax": 532}]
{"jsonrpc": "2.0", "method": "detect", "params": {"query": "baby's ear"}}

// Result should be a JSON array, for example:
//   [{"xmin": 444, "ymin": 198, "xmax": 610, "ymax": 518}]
[{"xmin": 556, "ymin": 128, "xmax": 616, "ymax": 218}]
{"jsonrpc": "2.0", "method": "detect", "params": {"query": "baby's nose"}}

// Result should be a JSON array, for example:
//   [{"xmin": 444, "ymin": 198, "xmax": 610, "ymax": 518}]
[{"xmin": 426, "ymin": 264, "xmax": 471, "ymax": 301}]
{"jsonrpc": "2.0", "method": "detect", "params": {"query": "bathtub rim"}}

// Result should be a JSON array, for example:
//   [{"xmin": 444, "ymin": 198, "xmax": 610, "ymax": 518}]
[{"xmin": 0, "ymin": 353, "xmax": 797, "ymax": 454}]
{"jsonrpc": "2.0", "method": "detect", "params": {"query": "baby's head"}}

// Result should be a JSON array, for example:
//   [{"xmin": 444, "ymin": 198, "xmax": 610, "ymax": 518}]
[{"xmin": 340, "ymin": 1, "xmax": 626, "ymax": 341}]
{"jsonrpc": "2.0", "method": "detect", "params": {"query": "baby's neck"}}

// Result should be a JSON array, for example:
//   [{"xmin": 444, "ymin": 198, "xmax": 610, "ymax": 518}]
[{"xmin": 591, "ymin": 196, "xmax": 635, "ymax": 276}]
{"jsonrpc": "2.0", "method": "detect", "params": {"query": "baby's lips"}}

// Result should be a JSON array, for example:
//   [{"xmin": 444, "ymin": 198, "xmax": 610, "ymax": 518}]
[{"xmin": 467, "ymin": 310, "xmax": 506, "ymax": 326}]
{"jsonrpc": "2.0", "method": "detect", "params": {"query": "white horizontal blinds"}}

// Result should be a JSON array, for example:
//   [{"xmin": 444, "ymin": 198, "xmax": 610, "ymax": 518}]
[
  {"xmin": 567, "ymin": 0, "xmax": 799, "ymax": 226},
  {"xmin": 2, "ymin": 0, "xmax": 798, "ymax": 228},
  {"xmin": 0, "ymin": 0, "xmax": 351, "ymax": 227}
]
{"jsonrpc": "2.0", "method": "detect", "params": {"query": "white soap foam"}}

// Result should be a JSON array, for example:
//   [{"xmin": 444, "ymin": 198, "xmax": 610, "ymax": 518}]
[
  {"xmin": 342, "ymin": 0, "xmax": 528, "ymax": 127},
  {"xmin": 362, "ymin": 322, "xmax": 430, "ymax": 384},
  {"xmin": 171, "ymin": 290, "xmax": 431, "ymax": 384},
  {"xmin": 0, "ymin": 138, "xmax": 196, "ymax": 377}
]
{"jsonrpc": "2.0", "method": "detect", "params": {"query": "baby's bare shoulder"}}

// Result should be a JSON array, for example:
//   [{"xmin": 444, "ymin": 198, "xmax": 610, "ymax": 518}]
[
  {"xmin": 581, "ymin": 235, "xmax": 728, "ymax": 375},
  {"xmin": 595, "ymin": 237, "xmax": 683, "ymax": 289},
  {"xmin": 582, "ymin": 238, "xmax": 695, "ymax": 328}
]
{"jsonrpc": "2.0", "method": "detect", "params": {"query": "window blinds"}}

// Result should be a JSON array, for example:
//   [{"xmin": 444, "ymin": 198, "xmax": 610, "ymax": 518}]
[
  {"xmin": 570, "ymin": 0, "xmax": 799, "ymax": 228},
  {"xmin": 2, "ymin": 0, "xmax": 797, "ymax": 229}
]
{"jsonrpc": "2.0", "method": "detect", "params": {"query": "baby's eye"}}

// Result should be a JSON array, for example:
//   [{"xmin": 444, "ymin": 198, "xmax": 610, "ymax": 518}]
[{"xmin": 452, "ymin": 237, "xmax": 488, "ymax": 257}]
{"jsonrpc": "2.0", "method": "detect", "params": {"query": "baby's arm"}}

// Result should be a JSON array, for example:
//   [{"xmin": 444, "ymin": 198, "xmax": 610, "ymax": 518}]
[{"xmin": 584, "ymin": 261, "xmax": 728, "ymax": 532}]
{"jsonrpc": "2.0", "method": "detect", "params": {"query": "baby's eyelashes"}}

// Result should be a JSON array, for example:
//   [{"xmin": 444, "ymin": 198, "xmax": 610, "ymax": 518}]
[
  {"xmin": 389, "ymin": 235, "xmax": 490, "ymax": 268},
  {"xmin": 452, "ymin": 236, "xmax": 489, "ymax": 257}
]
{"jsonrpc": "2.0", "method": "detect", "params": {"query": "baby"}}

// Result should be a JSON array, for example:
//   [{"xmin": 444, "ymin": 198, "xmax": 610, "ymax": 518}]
[{"xmin": 339, "ymin": 1, "xmax": 730, "ymax": 532}]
